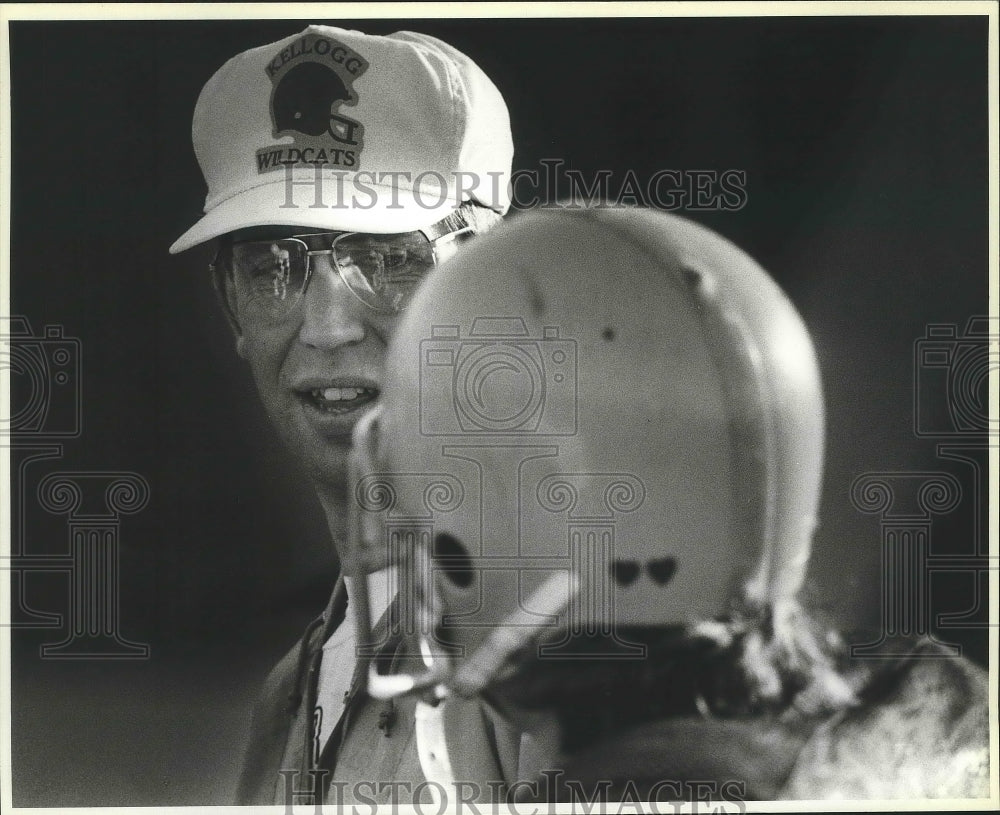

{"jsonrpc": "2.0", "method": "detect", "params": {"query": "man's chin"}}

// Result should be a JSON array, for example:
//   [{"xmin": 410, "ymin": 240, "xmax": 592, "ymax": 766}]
[
  {"xmin": 270, "ymin": 397, "xmax": 375, "ymax": 493},
  {"xmin": 301, "ymin": 442, "xmax": 352, "ymax": 491},
  {"xmin": 275, "ymin": 420, "xmax": 353, "ymax": 491}
]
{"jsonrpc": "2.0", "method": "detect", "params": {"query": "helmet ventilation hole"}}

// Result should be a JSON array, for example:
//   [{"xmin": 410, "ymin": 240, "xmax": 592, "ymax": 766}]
[{"xmin": 681, "ymin": 267, "xmax": 702, "ymax": 288}]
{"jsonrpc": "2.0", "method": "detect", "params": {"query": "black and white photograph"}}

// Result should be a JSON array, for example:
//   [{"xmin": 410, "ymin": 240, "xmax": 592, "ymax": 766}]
[{"xmin": 2, "ymin": 2, "xmax": 996, "ymax": 811}]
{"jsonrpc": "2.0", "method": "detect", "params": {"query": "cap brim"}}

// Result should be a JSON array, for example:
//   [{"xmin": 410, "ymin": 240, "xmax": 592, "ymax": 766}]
[{"xmin": 169, "ymin": 176, "xmax": 463, "ymax": 254}]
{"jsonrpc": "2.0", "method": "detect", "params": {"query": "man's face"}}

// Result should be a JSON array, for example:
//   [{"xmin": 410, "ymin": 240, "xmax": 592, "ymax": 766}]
[{"xmin": 223, "ymin": 227, "xmax": 400, "ymax": 491}]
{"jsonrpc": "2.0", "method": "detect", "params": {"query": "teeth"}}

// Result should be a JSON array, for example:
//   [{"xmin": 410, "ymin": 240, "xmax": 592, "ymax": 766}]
[{"xmin": 313, "ymin": 387, "xmax": 370, "ymax": 402}]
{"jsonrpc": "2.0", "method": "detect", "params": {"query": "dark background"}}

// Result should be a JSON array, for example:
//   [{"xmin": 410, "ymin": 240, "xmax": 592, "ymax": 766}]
[{"xmin": 7, "ymin": 14, "xmax": 990, "ymax": 805}]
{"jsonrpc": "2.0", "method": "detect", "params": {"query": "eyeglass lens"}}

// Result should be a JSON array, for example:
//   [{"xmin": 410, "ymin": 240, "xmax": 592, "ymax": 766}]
[
  {"xmin": 231, "ymin": 240, "xmax": 310, "ymax": 319},
  {"xmin": 333, "ymin": 232, "xmax": 436, "ymax": 312}
]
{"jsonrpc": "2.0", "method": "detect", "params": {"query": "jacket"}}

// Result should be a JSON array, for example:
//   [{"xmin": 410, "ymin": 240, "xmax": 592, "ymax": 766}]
[{"xmin": 234, "ymin": 576, "xmax": 523, "ymax": 806}]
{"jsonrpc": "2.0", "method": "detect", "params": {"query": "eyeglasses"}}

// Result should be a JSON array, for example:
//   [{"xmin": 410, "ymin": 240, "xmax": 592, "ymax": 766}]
[{"xmin": 214, "ymin": 219, "xmax": 473, "ymax": 321}]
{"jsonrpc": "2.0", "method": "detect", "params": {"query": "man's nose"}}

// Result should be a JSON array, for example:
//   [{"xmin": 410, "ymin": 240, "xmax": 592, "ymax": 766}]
[{"xmin": 296, "ymin": 260, "xmax": 367, "ymax": 349}]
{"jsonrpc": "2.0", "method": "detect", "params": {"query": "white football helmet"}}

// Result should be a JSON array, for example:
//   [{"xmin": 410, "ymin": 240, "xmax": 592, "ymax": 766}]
[{"xmin": 346, "ymin": 207, "xmax": 824, "ymax": 704}]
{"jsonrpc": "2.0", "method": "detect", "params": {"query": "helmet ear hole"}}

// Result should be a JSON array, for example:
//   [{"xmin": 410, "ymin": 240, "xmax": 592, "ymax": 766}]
[{"xmin": 432, "ymin": 532, "xmax": 475, "ymax": 589}]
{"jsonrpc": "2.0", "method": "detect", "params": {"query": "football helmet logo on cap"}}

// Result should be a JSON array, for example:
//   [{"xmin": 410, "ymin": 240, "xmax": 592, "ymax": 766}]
[{"xmin": 272, "ymin": 61, "xmax": 353, "ymax": 137}]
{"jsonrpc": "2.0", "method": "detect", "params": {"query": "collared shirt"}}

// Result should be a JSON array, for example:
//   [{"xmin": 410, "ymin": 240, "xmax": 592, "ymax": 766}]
[{"xmin": 314, "ymin": 569, "xmax": 394, "ymax": 753}]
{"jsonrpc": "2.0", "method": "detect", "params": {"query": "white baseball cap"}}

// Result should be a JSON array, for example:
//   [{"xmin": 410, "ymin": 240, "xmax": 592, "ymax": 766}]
[{"xmin": 170, "ymin": 25, "xmax": 513, "ymax": 254}]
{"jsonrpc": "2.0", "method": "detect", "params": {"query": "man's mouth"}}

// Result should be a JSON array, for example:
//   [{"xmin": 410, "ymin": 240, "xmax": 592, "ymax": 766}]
[{"xmin": 300, "ymin": 385, "xmax": 380, "ymax": 414}]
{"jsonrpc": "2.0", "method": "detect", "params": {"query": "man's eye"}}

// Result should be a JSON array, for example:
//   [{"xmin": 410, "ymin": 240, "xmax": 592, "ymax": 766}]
[
  {"xmin": 385, "ymin": 248, "xmax": 408, "ymax": 268},
  {"xmin": 247, "ymin": 262, "xmax": 290, "ymax": 296},
  {"xmin": 249, "ymin": 262, "xmax": 279, "ymax": 281}
]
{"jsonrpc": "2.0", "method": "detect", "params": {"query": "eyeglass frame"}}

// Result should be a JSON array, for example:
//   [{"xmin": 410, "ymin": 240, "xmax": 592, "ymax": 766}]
[{"xmin": 210, "ymin": 210, "xmax": 475, "ymax": 322}]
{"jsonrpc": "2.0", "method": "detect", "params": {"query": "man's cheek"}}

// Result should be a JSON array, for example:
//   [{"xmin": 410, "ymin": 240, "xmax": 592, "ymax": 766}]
[
  {"xmin": 239, "ymin": 323, "xmax": 287, "ymax": 365},
  {"xmin": 369, "ymin": 312, "xmax": 404, "ymax": 346},
  {"xmin": 238, "ymin": 335, "xmax": 267, "ymax": 371},
  {"xmin": 237, "ymin": 338, "xmax": 286, "ymax": 407}
]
